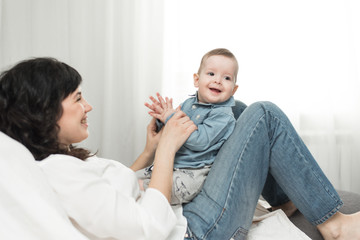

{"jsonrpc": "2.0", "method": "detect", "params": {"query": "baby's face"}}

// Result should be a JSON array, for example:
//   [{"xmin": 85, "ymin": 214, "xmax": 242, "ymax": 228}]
[{"xmin": 194, "ymin": 55, "xmax": 238, "ymax": 104}]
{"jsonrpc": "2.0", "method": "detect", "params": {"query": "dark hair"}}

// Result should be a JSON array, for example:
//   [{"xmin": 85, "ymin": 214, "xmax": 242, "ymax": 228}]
[{"xmin": 0, "ymin": 57, "xmax": 92, "ymax": 160}]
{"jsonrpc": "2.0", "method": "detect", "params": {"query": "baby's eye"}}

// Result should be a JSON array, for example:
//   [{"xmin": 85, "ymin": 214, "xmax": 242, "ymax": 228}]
[
  {"xmin": 207, "ymin": 72, "xmax": 215, "ymax": 76},
  {"xmin": 225, "ymin": 76, "xmax": 232, "ymax": 81}
]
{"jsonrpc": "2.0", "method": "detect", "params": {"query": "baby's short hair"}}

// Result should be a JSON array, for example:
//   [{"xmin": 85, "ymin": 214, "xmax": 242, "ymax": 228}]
[{"xmin": 197, "ymin": 48, "xmax": 239, "ymax": 83}]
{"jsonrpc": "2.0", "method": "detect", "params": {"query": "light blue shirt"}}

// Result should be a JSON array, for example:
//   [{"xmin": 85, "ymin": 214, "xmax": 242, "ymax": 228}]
[{"xmin": 158, "ymin": 93, "xmax": 236, "ymax": 168}]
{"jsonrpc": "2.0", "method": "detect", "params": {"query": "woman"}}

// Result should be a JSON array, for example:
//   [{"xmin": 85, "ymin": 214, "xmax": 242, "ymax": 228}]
[{"xmin": 0, "ymin": 57, "xmax": 359, "ymax": 240}]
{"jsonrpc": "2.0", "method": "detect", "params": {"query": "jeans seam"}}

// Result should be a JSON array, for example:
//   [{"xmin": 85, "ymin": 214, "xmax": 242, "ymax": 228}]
[
  {"xmin": 283, "ymin": 118, "xmax": 343, "ymax": 223},
  {"xmin": 312, "ymin": 202, "xmax": 343, "ymax": 225},
  {"xmin": 184, "ymin": 188, "xmax": 223, "ymax": 234},
  {"xmin": 202, "ymin": 206, "xmax": 226, "ymax": 239},
  {"xmin": 268, "ymin": 107, "xmax": 343, "ymax": 225}
]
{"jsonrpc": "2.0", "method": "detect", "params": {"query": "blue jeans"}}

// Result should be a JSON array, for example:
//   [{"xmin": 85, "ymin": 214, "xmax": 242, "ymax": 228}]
[{"xmin": 183, "ymin": 102, "xmax": 343, "ymax": 240}]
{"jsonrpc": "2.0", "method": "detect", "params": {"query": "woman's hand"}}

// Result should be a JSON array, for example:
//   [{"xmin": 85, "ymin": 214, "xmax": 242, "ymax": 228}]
[
  {"xmin": 130, "ymin": 118, "xmax": 163, "ymax": 172},
  {"xmin": 149, "ymin": 109, "xmax": 197, "ymax": 201},
  {"xmin": 158, "ymin": 109, "xmax": 197, "ymax": 154},
  {"xmin": 144, "ymin": 117, "xmax": 163, "ymax": 156}
]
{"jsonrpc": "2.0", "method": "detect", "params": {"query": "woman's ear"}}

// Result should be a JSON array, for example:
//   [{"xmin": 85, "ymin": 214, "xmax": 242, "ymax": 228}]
[{"xmin": 193, "ymin": 73, "xmax": 200, "ymax": 88}]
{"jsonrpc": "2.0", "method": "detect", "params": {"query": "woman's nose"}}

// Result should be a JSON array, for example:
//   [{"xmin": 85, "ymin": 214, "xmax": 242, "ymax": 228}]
[
  {"xmin": 86, "ymin": 103, "xmax": 93, "ymax": 112},
  {"xmin": 84, "ymin": 100, "xmax": 93, "ymax": 112}
]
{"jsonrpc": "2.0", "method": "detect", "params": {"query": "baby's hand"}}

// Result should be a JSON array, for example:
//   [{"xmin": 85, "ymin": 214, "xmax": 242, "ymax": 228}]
[
  {"xmin": 144, "ymin": 93, "xmax": 175, "ymax": 123},
  {"xmin": 144, "ymin": 93, "xmax": 163, "ymax": 114}
]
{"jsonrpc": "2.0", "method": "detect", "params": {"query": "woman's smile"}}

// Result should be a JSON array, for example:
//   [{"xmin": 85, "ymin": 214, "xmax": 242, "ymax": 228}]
[{"xmin": 57, "ymin": 87, "xmax": 93, "ymax": 145}]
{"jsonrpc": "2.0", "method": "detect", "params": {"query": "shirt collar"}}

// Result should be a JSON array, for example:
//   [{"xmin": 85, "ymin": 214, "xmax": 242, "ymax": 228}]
[{"xmin": 190, "ymin": 92, "xmax": 235, "ymax": 107}]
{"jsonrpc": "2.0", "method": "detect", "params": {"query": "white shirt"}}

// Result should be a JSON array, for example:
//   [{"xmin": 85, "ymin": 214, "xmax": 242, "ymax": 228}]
[
  {"xmin": 37, "ymin": 155, "xmax": 187, "ymax": 240},
  {"xmin": 37, "ymin": 154, "xmax": 310, "ymax": 240}
]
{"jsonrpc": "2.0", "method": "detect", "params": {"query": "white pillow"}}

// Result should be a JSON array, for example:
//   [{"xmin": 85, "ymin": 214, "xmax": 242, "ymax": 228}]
[{"xmin": 0, "ymin": 132, "xmax": 88, "ymax": 240}]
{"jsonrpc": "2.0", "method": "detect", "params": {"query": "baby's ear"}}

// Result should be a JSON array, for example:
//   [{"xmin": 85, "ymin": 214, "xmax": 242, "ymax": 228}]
[
  {"xmin": 193, "ymin": 73, "xmax": 200, "ymax": 88},
  {"xmin": 232, "ymin": 85, "xmax": 239, "ymax": 95}
]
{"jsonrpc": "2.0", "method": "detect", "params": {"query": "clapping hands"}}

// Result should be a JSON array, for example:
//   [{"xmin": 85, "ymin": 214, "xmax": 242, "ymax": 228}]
[
  {"xmin": 144, "ymin": 93, "xmax": 177, "ymax": 123},
  {"xmin": 144, "ymin": 92, "xmax": 197, "ymax": 153}
]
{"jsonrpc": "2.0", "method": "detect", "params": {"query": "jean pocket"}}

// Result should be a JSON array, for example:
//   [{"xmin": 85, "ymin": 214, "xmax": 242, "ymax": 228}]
[{"xmin": 229, "ymin": 226, "xmax": 248, "ymax": 240}]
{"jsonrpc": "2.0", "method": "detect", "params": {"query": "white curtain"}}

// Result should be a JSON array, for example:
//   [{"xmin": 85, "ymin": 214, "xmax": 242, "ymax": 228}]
[
  {"xmin": 1, "ymin": 0, "xmax": 360, "ymax": 195},
  {"xmin": 0, "ymin": 0, "xmax": 164, "ymax": 166},
  {"xmin": 162, "ymin": 0, "xmax": 360, "ymax": 194}
]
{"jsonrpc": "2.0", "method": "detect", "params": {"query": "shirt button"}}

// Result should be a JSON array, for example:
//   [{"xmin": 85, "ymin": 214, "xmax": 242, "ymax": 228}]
[
  {"xmin": 192, "ymin": 105, "xmax": 197, "ymax": 109},
  {"xmin": 196, "ymin": 114, "xmax": 200, "ymax": 120}
]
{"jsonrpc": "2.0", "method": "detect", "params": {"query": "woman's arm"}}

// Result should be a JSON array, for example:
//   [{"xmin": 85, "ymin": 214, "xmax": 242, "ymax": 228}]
[
  {"xmin": 38, "ymin": 155, "xmax": 180, "ymax": 240},
  {"xmin": 130, "ymin": 118, "xmax": 162, "ymax": 172},
  {"xmin": 149, "ymin": 110, "xmax": 197, "ymax": 201}
]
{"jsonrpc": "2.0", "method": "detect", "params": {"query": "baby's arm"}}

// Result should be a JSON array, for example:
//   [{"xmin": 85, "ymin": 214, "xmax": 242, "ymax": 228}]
[
  {"xmin": 183, "ymin": 109, "xmax": 236, "ymax": 151},
  {"xmin": 144, "ymin": 93, "xmax": 176, "ymax": 123}
]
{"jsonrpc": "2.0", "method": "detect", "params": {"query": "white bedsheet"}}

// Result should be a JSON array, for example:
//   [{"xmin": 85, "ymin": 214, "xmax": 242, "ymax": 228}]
[
  {"xmin": 0, "ymin": 132, "xmax": 88, "ymax": 240},
  {"xmin": 249, "ymin": 209, "xmax": 310, "ymax": 240}
]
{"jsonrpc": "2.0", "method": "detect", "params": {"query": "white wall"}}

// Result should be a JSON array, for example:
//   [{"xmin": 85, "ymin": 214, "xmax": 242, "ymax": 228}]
[
  {"xmin": 162, "ymin": 0, "xmax": 360, "ymax": 194},
  {"xmin": 1, "ymin": 0, "xmax": 359, "ymax": 194}
]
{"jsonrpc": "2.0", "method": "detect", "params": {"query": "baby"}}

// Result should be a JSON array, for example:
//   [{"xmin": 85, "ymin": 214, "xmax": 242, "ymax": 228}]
[{"xmin": 138, "ymin": 48, "xmax": 239, "ymax": 205}]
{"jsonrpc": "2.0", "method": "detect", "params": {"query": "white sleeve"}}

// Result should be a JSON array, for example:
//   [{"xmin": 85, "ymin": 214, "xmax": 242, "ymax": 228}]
[{"xmin": 38, "ymin": 155, "xmax": 177, "ymax": 240}]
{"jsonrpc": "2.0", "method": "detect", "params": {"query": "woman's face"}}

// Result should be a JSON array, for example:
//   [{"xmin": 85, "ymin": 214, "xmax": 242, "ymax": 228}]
[{"xmin": 57, "ymin": 87, "xmax": 92, "ymax": 146}]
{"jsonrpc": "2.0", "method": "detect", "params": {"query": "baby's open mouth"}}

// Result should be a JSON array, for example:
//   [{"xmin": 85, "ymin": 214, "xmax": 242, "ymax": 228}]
[{"xmin": 210, "ymin": 88, "xmax": 221, "ymax": 93}]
